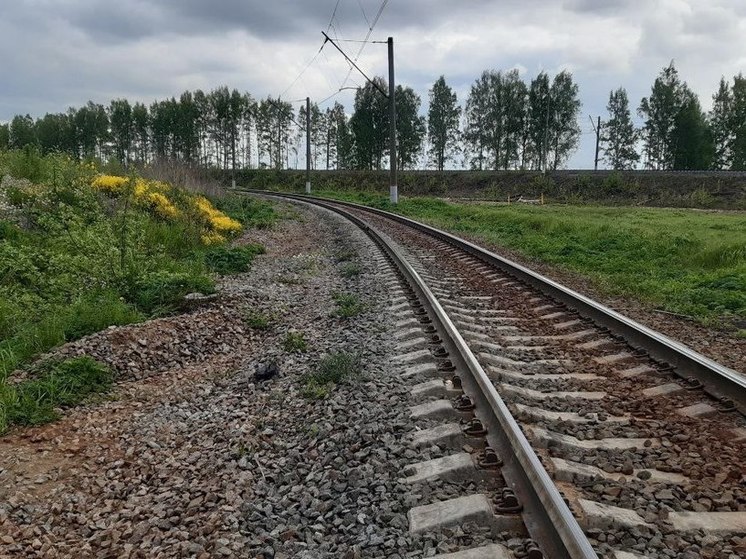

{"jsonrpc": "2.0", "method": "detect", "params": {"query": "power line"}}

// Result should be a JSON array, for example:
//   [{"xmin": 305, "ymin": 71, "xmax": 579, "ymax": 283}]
[
  {"xmin": 322, "ymin": 31, "xmax": 387, "ymax": 97},
  {"xmin": 340, "ymin": 0, "xmax": 390, "ymax": 88},
  {"xmin": 326, "ymin": 0, "xmax": 342, "ymax": 32},
  {"xmin": 335, "ymin": 38, "xmax": 386, "ymax": 43},
  {"xmin": 357, "ymin": 0, "xmax": 370, "ymax": 27},
  {"xmin": 278, "ymin": 39, "xmax": 328, "ymax": 99}
]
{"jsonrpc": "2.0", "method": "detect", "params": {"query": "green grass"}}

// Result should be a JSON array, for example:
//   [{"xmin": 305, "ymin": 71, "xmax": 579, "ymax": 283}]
[
  {"xmin": 283, "ymin": 331, "xmax": 307, "ymax": 352},
  {"xmin": 339, "ymin": 262, "xmax": 362, "ymax": 278},
  {"xmin": 212, "ymin": 195, "xmax": 277, "ymax": 229},
  {"xmin": 3, "ymin": 357, "xmax": 112, "ymax": 429},
  {"xmin": 244, "ymin": 310, "xmax": 270, "ymax": 330},
  {"xmin": 302, "ymin": 351, "xmax": 361, "ymax": 398},
  {"xmin": 204, "ymin": 244, "xmax": 265, "ymax": 274},
  {"xmin": 332, "ymin": 292, "xmax": 366, "ymax": 317},
  {"xmin": 316, "ymin": 191, "xmax": 746, "ymax": 327}
]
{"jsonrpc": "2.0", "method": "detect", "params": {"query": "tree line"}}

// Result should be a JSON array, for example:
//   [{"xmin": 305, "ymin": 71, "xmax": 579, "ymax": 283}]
[
  {"xmin": 1, "ymin": 63, "xmax": 744, "ymax": 171},
  {"xmin": 602, "ymin": 63, "xmax": 746, "ymax": 170}
]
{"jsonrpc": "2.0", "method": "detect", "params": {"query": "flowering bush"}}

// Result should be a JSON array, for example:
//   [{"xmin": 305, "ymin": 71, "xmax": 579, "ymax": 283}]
[
  {"xmin": 193, "ymin": 196, "xmax": 242, "ymax": 234},
  {"xmin": 90, "ymin": 175, "xmax": 241, "ymax": 244},
  {"xmin": 91, "ymin": 175, "xmax": 127, "ymax": 194}
]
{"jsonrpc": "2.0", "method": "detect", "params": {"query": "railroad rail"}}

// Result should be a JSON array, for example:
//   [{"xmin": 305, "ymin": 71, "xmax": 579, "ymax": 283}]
[{"xmin": 243, "ymin": 190, "xmax": 746, "ymax": 559}]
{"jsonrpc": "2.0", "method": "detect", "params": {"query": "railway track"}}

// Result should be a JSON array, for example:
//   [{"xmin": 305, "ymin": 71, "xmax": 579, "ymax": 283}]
[{"xmin": 247, "ymin": 191, "xmax": 746, "ymax": 559}]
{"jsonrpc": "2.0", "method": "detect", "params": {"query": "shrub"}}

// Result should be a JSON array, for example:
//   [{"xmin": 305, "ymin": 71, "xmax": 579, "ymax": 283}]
[
  {"xmin": 126, "ymin": 270, "xmax": 215, "ymax": 314},
  {"xmin": 204, "ymin": 244, "xmax": 264, "ymax": 274}
]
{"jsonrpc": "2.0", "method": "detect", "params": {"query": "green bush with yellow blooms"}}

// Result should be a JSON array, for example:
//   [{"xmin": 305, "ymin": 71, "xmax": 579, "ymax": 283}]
[{"xmin": 0, "ymin": 149, "xmax": 275, "ymax": 433}]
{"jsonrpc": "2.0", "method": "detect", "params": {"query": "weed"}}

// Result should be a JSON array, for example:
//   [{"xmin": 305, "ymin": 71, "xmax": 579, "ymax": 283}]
[
  {"xmin": 301, "ymin": 351, "xmax": 361, "ymax": 398},
  {"xmin": 4, "ymin": 357, "xmax": 112, "ymax": 428},
  {"xmin": 204, "ymin": 244, "xmax": 264, "ymax": 274},
  {"xmin": 334, "ymin": 247, "xmax": 357, "ymax": 262},
  {"xmin": 125, "ymin": 270, "xmax": 215, "ymax": 315},
  {"xmin": 278, "ymin": 274, "xmax": 304, "ymax": 285},
  {"xmin": 339, "ymin": 262, "xmax": 362, "ymax": 278},
  {"xmin": 213, "ymin": 195, "xmax": 277, "ymax": 229},
  {"xmin": 283, "ymin": 331, "xmax": 307, "ymax": 352},
  {"xmin": 332, "ymin": 292, "xmax": 366, "ymax": 317},
  {"xmin": 244, "ymin": 310, "xmax": 270, "ymax": 330}
]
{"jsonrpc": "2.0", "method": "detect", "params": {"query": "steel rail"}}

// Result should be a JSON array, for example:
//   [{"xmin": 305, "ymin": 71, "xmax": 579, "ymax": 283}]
[
  {"xmin": 252, "ymin": 192, "xmax": 599, "ymax": 559},
  {"xmin": 245, "ymin": 190, "xmax": 746, "ymax": 414}
]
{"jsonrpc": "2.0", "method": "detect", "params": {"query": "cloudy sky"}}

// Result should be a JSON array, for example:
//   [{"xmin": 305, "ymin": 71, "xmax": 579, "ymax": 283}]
[{"xmin": 2, "ymin": 0, "xmax": 745, "ymax": 168}]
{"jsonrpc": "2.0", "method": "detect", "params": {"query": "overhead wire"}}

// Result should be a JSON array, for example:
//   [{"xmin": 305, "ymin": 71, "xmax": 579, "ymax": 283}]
[
  {"xmin": 278, "ymin": 39, "xmax": 329, "ymax": 100},
  {"xmin": 326, "ymin": 0, "xmax": 342, "ymax": 32},
  {"xmin": 339, "ymin": 0, "xmax": 390, "ymax": 89},
  {"xmin": 356, "ymin": 0, "xmax": 370, "ymax": 27}
]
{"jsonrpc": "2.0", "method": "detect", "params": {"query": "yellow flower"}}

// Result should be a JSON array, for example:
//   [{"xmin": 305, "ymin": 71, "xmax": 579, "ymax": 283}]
[
  {"xmin": 91, "ymin": 175, "xmax": 127, "ymax": 193},
  {"xmin": 193, "ymin": 196, "xmax": 242, "ymax": 235},
  {"xmin": 145, "ymin": 192, "xmax": 180, "ymax": 219},
  {"xmin": 201, "ymin": 232, "xmax": 226, "ymax": 245}
]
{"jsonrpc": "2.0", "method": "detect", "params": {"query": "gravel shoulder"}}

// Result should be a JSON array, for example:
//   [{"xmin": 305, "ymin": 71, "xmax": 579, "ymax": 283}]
[{"xmin": 0, "ymin": 200, "xmax": 503, "ymax": 558}]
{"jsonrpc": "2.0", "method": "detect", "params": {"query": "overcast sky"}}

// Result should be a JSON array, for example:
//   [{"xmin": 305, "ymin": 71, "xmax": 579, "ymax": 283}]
[{"xmin": 1, "ymin": 0, "xmax": 745, "ymax": 168}]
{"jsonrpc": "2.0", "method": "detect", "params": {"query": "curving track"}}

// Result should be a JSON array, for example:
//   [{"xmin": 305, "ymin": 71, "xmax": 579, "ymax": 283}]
[{"xmin": 247, "ymin": 191, "xmax": 746, "ymax": 559}]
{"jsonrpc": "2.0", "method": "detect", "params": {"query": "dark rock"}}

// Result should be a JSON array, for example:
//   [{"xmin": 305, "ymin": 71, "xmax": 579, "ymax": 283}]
[{"xmin": 255, "ymin": 361, "xmax": 279, "ymax": 382}]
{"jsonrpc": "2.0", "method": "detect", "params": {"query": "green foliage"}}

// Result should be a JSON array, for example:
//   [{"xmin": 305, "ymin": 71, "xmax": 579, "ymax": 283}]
[
  {"xmin": 283, "ymin": 331, "xmax": 307, "ymax": 352},
  {"xmin": 332, "ymin": 292, "xmax": 366, "ymax": 317},
  {"xmin": 3, "ymin": 357, "xmax": 112, "ymax": 428},
  {"xmin": 601, "ymin": 171, "xmax": 625, "ymax": 194},
  {"xmin": 0, "ymin": 291, "xmax": 141, "ymax": 381},
  {"xmin": 243, "ymin": 310, "xmax": 270, "ymax": 330},
  {"xmin": 212, "ymin": 195, "xmax": 277, "ymax": 229},
  {"xmin": 601, "ymin": 87, "xmax": 639, "ymax": 170},
  {"xmin": 339, "ymin": 262, "xmax": 362, "ymax": 278},
  {"xmin": 204, "ymin": 244, "xmax": 264, "ymax": 274},
  {"xmin": 126, "ymin": 270, "xmax": 214, "ymax": 315},
  {"xmin": 333, "ymin": 247, "xmax": 357, "ymax": 262},
  {"xmin": 428, "ymin": 76, "xmax": 462, "ymax": 171},
  {"xmin": 302, "ymin": 351, "xmax": 361, "ymax": 398},
  {"xmin": 63, "ymin": 291, "xmax": 142, "ymax": 340},
  {"xmin": 0, "ymin": 220, "xmax": 20, "ymax": 241},
  {"xmin": 318, "ymin": 191, "xmax": 746, "ymax": 327},
  {"xmin": 0, "ymin": 152, "xmax": 282, "ymax": 434}
]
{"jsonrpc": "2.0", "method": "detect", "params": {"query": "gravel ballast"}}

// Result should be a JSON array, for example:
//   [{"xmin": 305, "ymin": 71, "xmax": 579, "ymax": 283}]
[{"xmin": 0, "ymin": 200, "xmax": 512, "ymax": 558}]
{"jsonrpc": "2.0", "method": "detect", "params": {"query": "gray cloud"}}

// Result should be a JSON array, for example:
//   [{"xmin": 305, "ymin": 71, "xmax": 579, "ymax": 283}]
[{"xmin": 1, "ymin": 0, "xmax": 744, "ymax": 168}]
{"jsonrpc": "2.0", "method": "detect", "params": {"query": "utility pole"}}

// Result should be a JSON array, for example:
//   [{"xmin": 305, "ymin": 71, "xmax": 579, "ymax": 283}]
[
  {"xmin": 590, "ymin": 115, "xmax": 601, "ymax": 171},
  {"xmin": 320, "ymin": 31, "xmax": 396, "ymax": 202},
  {"xmin": 542, "ymin": 90, "xmax": 551, "ymax": 173},
  {"xmin": 306, "ymin": 96, "xmax": 311, "ymax": 194},
  {"xmin": 277, "ymin": 96, "xmax": 282, "ymax": 170},
  {"xmin": 388, "ymin": 37, "xmax": 397, "ymax": 204}
]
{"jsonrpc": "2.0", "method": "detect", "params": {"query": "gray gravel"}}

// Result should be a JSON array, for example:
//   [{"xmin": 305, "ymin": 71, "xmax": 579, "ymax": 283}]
[{"xmin": 0, "ymin": 200, "xmax": 514, "ymax": 558}]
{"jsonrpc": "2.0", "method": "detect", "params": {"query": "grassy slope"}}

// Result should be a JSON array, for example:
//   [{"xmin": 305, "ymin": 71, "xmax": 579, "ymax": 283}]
[
  {"xmin": 315, "ymin": 191, "xmax": 746, "ymax": 329},
  {"xmin": 0, "ymin": 150, "xmax": 276, "ymax": 432}
]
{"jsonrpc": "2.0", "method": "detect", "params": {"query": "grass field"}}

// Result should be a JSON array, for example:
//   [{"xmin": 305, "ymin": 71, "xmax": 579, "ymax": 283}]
[{"xmin": 314, "ymin": 191, "xmax": 746, "ymax": 330}]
